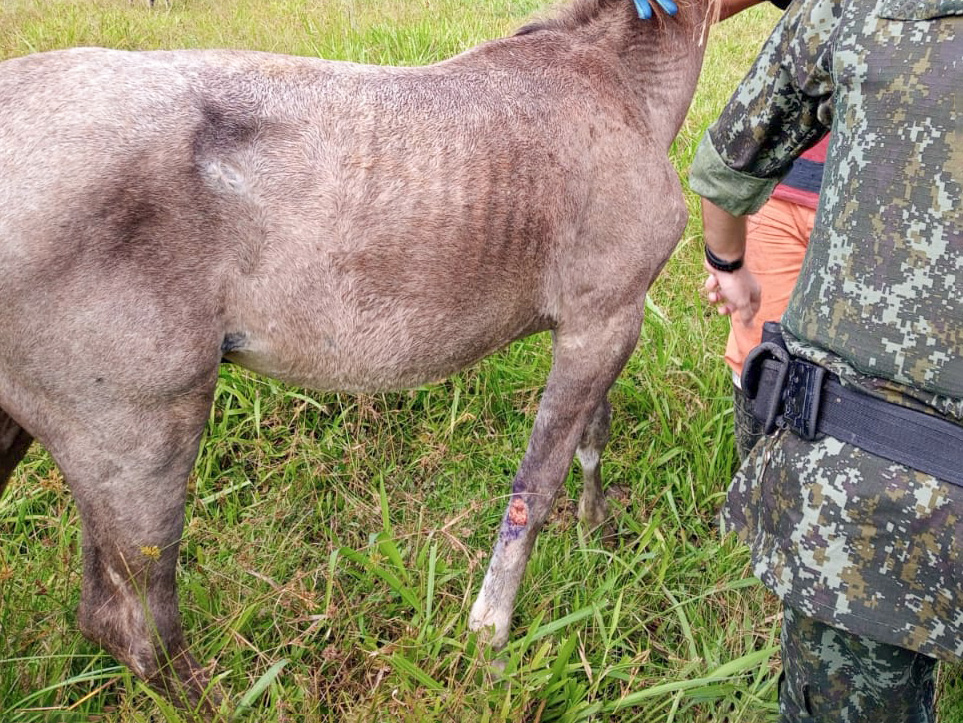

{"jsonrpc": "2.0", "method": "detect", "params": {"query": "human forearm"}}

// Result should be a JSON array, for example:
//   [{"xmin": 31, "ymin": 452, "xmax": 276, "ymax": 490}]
[
  {"xmin": 701, "ymin": 199, "xmax": 746, "ymax": 265},
  {"xmin": 701, "ymin": 199, "xmax": 761, "ymax": 325}
]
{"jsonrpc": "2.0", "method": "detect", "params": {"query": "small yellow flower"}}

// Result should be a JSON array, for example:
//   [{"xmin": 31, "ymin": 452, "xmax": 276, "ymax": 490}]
[{"xmin": 140, "ymin": 546, "xmax": 162, "ymax": 561}]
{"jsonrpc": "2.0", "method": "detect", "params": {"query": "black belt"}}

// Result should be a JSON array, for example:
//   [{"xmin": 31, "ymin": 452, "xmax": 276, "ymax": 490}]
[{"xmin": 741, "ymin": 323, "xmax": 963, "ymax": 488}]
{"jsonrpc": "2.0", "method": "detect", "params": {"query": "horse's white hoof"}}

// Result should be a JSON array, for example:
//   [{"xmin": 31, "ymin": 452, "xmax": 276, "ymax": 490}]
[{"xmin": 468, "ymin": 598, "xmax": 511, "ymax": 649}]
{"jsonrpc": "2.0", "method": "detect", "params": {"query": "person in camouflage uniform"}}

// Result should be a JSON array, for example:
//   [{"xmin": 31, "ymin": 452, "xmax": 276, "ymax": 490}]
[{"xmin": 689, "ymin": 0, "xmax": 962, "ymax": 719}]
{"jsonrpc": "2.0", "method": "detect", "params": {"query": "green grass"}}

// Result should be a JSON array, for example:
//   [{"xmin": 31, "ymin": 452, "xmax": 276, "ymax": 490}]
[{"xmin": 2, "ymin": 1, "xmax": 959, "ymax": 721}]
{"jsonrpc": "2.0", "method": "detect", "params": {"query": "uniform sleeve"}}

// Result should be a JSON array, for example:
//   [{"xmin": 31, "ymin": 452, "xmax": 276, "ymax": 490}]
[{"xmin": 690, "ymin": 0, "xmax": 840, "ymax": 216}]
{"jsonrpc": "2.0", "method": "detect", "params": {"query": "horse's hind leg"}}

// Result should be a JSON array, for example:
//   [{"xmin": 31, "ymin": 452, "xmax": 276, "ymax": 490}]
[
  {"xmin": 0, "ymin": 407, "xmax": 33, "ymax": 499},
  {"xmin": 54, "ymin": 389, "xmax": 217, "ymax": 708},
  {"xmin": 576, "ymin": 396, "xmax": 612, "ymax": 529}
]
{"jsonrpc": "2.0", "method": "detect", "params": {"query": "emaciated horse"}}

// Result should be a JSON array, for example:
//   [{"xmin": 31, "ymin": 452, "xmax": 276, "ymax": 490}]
[{"xmin": 0, "ymin": 0, "xmax": 715, "ymax": 708}]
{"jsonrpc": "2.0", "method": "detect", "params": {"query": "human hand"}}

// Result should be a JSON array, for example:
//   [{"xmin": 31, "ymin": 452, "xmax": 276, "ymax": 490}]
[
  {"xmin": 703, "ymin": 261, "xmax": 761, "ymax": 326},
  {"xmin": 633, "ymin": 0, "xmax": 679, "ymax": 19}
]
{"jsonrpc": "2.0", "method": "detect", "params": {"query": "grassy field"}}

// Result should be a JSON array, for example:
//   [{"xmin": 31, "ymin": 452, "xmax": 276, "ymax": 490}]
[{"xmin": 1, "ymin": 1, "xmax": 959, "ymax": 721}]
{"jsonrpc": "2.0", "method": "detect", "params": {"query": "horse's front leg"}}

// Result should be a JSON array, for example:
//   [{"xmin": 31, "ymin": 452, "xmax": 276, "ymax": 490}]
[{"xmin": 468, "ymin": 318, "xmax": 640, "ymax": 648}]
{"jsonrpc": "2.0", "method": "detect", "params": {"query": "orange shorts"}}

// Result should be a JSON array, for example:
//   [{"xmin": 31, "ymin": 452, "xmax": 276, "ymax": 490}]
[{"xmin": 725, "ymin": 196, "xmax": 815, "ymax": 379}]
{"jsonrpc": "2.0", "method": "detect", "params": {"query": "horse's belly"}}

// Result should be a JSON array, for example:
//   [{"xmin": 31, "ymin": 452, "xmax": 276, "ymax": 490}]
[{"xmin": 225, "ymin": 308, "xmax": 542, "ymax": 394}]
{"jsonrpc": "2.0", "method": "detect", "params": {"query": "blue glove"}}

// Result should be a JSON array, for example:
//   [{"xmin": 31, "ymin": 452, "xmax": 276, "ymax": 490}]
[{"xmin": 633, "ymin": 0, "xmax": 679, "ymax": 19}]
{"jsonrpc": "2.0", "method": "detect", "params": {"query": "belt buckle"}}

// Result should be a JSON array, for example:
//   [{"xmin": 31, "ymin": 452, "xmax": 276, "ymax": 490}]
[{"xmin": 782, "ymin": 359, "xmax": 826, "ymax": 441}]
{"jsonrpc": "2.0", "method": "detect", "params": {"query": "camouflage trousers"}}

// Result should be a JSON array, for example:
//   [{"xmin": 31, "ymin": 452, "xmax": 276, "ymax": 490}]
[{"xmin": 779, "ymin": 605, "xmax": 937, "ymax": 722}]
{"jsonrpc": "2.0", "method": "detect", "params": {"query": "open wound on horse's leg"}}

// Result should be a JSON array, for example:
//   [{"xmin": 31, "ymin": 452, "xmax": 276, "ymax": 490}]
[
  {"xmin": 468, "ymin": 493, "xmax": 538, "ymax": 648},
  {"xmin": 508, "ymin": 496, "xmax": 529, "ymax": 527}
]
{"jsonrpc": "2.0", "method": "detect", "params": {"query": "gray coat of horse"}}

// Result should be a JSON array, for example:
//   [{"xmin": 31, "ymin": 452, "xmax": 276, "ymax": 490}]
[{"xmin": 0, "ymin": 0, "xmax": 713, "ymax": 709}]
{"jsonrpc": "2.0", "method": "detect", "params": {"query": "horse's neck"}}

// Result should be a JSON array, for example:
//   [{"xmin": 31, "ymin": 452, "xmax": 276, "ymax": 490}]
[
  {"xmin": 624, "ymin": 11, "xmax": 712, "ymax": 150},
  {"xmin": 636, "ymin": 37, "xmax": 708, "ymax": 150}
]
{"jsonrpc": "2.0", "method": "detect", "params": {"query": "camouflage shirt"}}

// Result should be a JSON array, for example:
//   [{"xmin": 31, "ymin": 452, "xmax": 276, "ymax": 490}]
[{"xmin": 690, "ymin": 0, "xmax": 963, "ymax": 659}]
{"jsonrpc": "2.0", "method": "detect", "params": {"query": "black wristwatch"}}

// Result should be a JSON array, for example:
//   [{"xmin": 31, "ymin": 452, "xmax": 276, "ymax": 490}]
[{"xmin": 704, "ymin": 245, "xmax": 744, "ymax": 273}]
